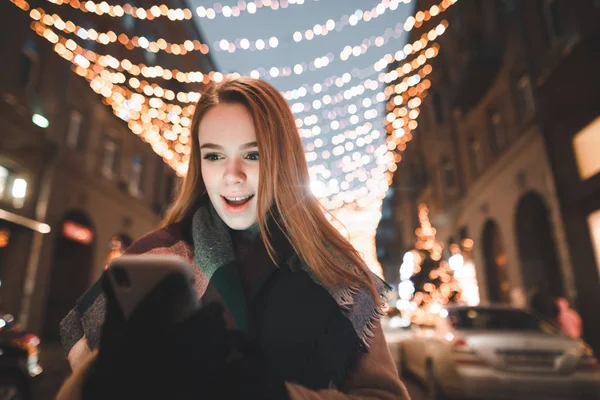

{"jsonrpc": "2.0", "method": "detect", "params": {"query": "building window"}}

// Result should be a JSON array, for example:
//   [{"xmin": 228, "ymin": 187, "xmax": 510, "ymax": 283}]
[
  {"xmin": 588, "ymin": 210, "xmax": 600, "ymax": 278},
  {"xmin": 20, "ymin": 37, "xmax": 39, "ymax": 90},
  {"xmin": 440, "ymin": 156, "xmax": 457, "ymax": 191},
  {"xmin": 0, "ymin": 166, "xmax": 8, "ymax": 200},
  {"xmin": 101, "ymin": 139, "xmax": 119, "ymax": 179},
  {"xmin": 514, "ymin": 75, "xmax": 535, "ymax": 121},
  {"xmin": 66, "ymin": 109, "xmax": 83, "ymax": 150},
  {"xmin": 543, "ymin": 0, "xmax": 563, "ymax": 41},
  {"xmin": 488, "ymin": 110, "xmax": 507, "ymax": 154},
  {"xmin": 573, "ymin": 117, "xmax": 600, "ymax": 180},
  {"xmin": 0, "ymin": 166, "xmax": 28, "ymax": 209},
  {"xmin": 129, "ymin": 155, "xmax": 144, "ymax": 196},
  {"xmin": 468, "ymin": 137, "xmax": 484, "ymax": 177},
  {"xmin": 11, "ymin": 178, "xmax": 27, "ymax": 209}
]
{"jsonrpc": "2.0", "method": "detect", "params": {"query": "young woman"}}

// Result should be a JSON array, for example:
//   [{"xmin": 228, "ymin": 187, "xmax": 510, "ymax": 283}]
[{"xmin": 58, "ymin": 77, "xmax": 408, "ymax": 399}]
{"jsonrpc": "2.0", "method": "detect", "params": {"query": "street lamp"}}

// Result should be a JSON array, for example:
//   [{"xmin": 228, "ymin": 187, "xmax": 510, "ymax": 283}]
[
  {"xmin": 11, "ymin": 178, "xmax": 27, "ymax": 208},
  {"xmin": 32, "ymin": 113, "xmax": 49, "ymax": 129}
]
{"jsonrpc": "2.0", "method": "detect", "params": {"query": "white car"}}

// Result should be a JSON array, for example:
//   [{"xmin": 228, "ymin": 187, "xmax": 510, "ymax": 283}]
[
  {"xmin": 382, "ymin": 315, "xmax": 414, "ymax": 367},
  {"xmin": 399, "ymin": 305, "xmax": 600, "ymax": 400}
]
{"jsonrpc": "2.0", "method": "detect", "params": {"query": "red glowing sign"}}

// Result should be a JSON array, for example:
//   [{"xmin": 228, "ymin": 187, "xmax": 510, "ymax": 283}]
[{"xmin": 62, "ymin": 221, "xmax": 94, "ymax": 245}]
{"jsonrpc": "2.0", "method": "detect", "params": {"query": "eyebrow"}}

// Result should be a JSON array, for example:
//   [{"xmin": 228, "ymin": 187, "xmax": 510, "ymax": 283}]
[{"xmin": 199, "ymin": 141, "xmax": 258, "ymax": 151}]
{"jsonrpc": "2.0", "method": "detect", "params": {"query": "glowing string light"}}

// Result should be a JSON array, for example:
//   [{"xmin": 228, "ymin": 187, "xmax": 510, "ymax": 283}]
[
  {"xmin": 44, "ymin": 0, "xmax": 314, "ymax": 21},
  {"xmin": 30, "ymin": 7, "xmax": 210, "ymax": 55},
  {"xmin": 215, "ymin": 0, "xmax": 412, "ymax": 53},
  {"xmin": 18, "ymin": 0, "xmax": 455, "ymax": 209},
  {"xmin": 22, "ymin": 0, "xmax": 450, "ymax": 96},
  {"xmin": 235, "ymin": 18, "xmax": 441, "ymax": 80},
  {"xmin": 282, "ymin": 20, "xmax": 448, "ymax": 101},
  {"xmin": 38, "ymin": 0, "xmax": 421, "ymax": 56},
  {"xmin": 19, "ymin": 0, "xmax": 459, "ymax": 280}
]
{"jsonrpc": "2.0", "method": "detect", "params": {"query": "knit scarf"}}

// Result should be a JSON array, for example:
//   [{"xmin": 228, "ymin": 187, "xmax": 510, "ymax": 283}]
[
  {"xmin": 60, "ymin": 199, "xmax": 390, "ymax": 389},
  {"xmin": 190, "ymin": 203, "xmax": 262, "ymax": 332},
  {"xmin": 190, "ymin": 199, "xmax": 388, "ymax": 349}
]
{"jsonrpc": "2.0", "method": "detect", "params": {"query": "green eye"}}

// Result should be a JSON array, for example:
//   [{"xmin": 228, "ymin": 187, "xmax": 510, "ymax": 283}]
[
  {"xmin": 203, "ymin": 154, "xmax": 222, "ymax": 161},
  {"xmin": 246, "ymin": 152, "xmax": 259, "ymax": 161}
]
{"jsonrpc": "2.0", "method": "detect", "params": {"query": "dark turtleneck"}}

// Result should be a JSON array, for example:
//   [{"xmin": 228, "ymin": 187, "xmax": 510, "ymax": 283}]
[{"xmin": 230, "ymin": 223, "xmax": 261, "ymax": 262}]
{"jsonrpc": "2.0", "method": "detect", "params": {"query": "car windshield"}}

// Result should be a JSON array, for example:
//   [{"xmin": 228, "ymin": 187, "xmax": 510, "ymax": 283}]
[{"xmin": 448, "ymin": 308, "xmax": 557, "ymax": 333}]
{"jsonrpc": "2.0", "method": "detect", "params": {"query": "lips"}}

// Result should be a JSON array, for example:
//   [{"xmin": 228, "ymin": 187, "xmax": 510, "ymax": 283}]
[
  {"xmin": 223, "ymin": 195, "xmax": 253, "ymax": 203},
  {"xmin": 221, "ymin": 194, "xmax": 255, "ymax": 214}
]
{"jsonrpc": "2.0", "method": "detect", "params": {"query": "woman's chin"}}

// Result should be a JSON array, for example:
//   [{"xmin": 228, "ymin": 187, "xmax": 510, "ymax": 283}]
[{"xmin": 216, "ymin": 206, "xmax": 258, "ymax": 230}]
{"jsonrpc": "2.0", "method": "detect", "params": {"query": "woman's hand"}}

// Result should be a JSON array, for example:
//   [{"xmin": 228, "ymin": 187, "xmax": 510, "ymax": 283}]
[{"xmin": 81, "ymin": 272, "xmax": 289, "ymax": 400}]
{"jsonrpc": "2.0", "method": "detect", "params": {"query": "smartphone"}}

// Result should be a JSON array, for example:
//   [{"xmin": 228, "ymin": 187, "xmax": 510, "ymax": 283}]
[{"xmin": 106, "ymin": 255, "xmax": 199, "ymax": 322}]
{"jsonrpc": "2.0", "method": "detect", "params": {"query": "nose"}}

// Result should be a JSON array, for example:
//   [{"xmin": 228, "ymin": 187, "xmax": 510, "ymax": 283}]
[{"xmin": 223, "ymin": 159, "xmax": 246, "ymax": 185}]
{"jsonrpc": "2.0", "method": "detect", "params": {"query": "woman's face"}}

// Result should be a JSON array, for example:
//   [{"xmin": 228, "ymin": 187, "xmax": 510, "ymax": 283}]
[{"xmin": 198, "ymin": 103, "xmax": 259, "ymax": 230}]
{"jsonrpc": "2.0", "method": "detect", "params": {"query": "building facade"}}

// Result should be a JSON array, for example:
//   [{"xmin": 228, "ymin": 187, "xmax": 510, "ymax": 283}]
[
  {"xmin": 0, "ymin": 0, "xmax": 215, "ymax": 340},
  {"xmin": 378, "ymin": 0, "xmax": 600, "ymax": 350}
]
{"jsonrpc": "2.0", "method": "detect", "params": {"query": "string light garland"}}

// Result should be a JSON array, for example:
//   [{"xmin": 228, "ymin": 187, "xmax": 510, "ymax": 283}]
[
  {"xmin": 24, "ymin": 0, "xmax": 451, "ymax": 100},
  {"xmin": 30, "ymin": 7, "xmax": 210, "ymax": 55},
  {"xmin": 12, "ymin": 0, "xmax": 460, "ymax": 279},
  {"xmin": 282, "ymin": 20, "xmax": 447, "ymax": 102},
  {"xmin": 12, "ymin": 0, "xmax": 29, "ymax": 10},
  {"xmin": 28, "ymin": 4, "xmax": 445, "ymax": 98},
  {"xmin": 236, "ymin": 12, "xmax": 451, "ymax": 80},
  {"xmin": 290, "ymin": 42, "xmax": 440, "ymax": 119},
  {"xmin": 28, "ymin": 20, "xmax": 194, "ymax": 173},
  {"xmin": 29, "ymin": 10, "xmax": 434, "ymax": 152},
  {"xmin": 31, "ymin": 5, "xmax": 450, "ymax": 82},
  {"xmin": 25, "ymin": 14, "xmax": 214, "ymax": 84},
  {"xmin": 40, "ymin": 0, "xmax": 450, "ymax": 62},
  {"xmin": 37, "ymin": 1, "xmax": 408, "ymax": 56},
  {"xmin": 196, "ymin": 0, "xmax": 312, "ymax": 19},
  {"xmin": 27, "ymin": 10, "xmax": 432, "ymax": 160},
  {"xmin": 27, "ymin": 22, "xmax": 435, "ymax": 200},
  {"xmin": 28, "ymin": 18, "xmax": 413, "ymax": 190},
  {"xmin": 291, "ymin": 41, "xmax": 437, "ymax": 164},
  {"xmin": 27, "ymin": 0, "xmax": 451, "ymax": 112},
  {"xmin": 15, "ymin": 0, "xmax": 456, "ymax": 216},
  {"xmin": 226, "ymin": 20, "xmax": 406, "ymax": 80},
  {"xmin": 214, "ymin": 0, "xmax": 412, "ymax": 53},
  {"xmin": 380, "ymin": 45, "xmax": 442, "ymax": 186},
  {"xmin": 44, "ymin": 0, "xmax": 312, "ymax": 21}
]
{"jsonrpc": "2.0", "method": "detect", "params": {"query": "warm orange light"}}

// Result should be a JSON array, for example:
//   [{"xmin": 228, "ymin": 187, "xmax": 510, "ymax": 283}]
[{"xmin": 62, "ymin": 221, "xmax": 94, "ymax": 245}]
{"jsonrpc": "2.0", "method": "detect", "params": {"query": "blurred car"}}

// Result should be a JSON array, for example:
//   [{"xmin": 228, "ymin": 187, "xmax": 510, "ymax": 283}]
[
  {"xmin": 400, "ymin": 305, "xmax": 600, "ymax": 400},
  {"xmin": 382, "ymin": 314, "xmax": 414, "ymax": 344},
  {"xmin": 0, "ymin": 312, "xmax": 42, "ymax": 400},
  {"xmin": 381, "ymin": 314, "xmax": 414, "ymax": 368}
]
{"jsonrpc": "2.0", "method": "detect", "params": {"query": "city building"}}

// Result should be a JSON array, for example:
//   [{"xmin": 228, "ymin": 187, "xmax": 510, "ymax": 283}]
[
  {"xmin": 0, "ymin": 0, "xmax": 216, "ymax": 341},
  {"xmin": 378, "ymin": 0, "xmax": 600, "ymax": 350}
]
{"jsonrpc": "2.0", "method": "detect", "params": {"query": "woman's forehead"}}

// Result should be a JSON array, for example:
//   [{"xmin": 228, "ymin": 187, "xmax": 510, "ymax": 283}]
[{"xmin": 198, "ymin": 103, "xmax": 256, "ymax": 144}]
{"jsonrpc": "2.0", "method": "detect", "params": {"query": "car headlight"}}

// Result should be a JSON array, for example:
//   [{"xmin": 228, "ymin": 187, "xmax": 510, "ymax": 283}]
[{"xmin": 11, "ymin": 334, "xmax": 43, "ymax": 377}]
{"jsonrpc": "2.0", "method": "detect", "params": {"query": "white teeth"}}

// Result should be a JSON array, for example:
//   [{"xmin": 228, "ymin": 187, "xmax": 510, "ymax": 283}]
[{"xmin": 224, "ymin": 195, "xmax": 252, "ymax": 201}]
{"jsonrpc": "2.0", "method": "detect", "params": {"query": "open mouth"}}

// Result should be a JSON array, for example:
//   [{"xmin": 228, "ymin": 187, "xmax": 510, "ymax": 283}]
[{"xmin": 221, "ymin": 194, "xmax": 255, "ymax": 211}]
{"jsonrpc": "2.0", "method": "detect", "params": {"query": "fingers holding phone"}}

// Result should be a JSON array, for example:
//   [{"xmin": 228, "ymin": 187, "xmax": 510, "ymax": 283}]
[{"xmin": 105, "ymin": 255, "xmax": 200, "ymax": 325}]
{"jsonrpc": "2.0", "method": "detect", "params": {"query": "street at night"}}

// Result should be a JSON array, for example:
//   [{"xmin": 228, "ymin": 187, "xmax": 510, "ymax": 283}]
[{"xmin": 1, "ymin": 0, "xmax": 600, "ymax": 399}]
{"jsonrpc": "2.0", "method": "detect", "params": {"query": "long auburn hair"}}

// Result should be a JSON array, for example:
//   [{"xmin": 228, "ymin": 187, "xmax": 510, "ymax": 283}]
[{"xmin": 163, "ymin": 77, "xmax": 379, "ymax": 302}]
